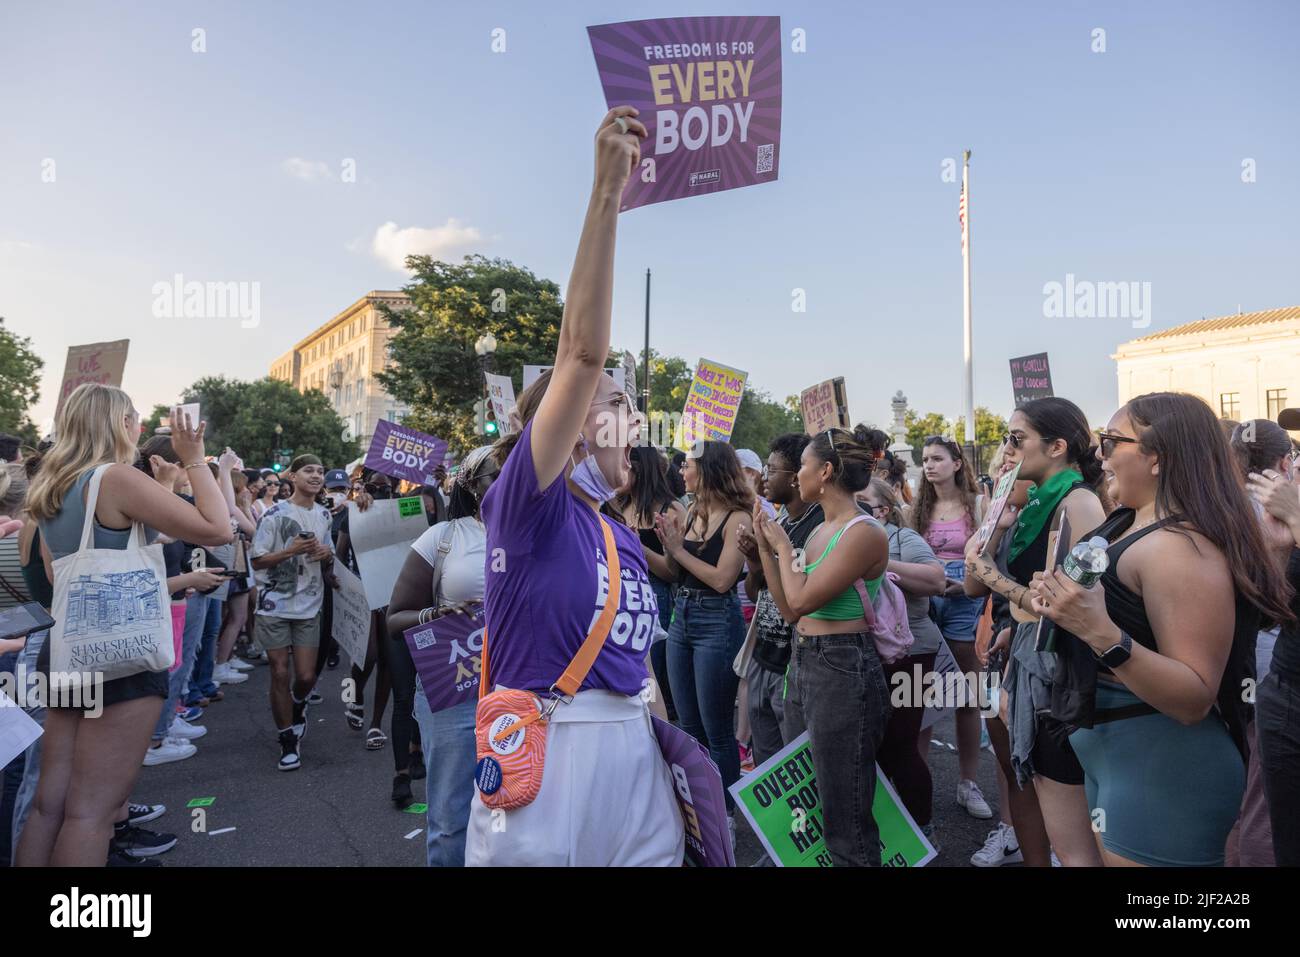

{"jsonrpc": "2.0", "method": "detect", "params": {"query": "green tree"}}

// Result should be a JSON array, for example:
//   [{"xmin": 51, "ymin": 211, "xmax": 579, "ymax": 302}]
[
  {"xmin": 0, "ymin": 318, "xmax": 44, "ymax": 443},
  {"xmin": 953, "ymin": 407, "xmax": 1010, "ymax": 472},
  {"xmin": 377, "ymin": 255, "xmax": 566, "ymax": 452},
  {"xmin": 904, "ymin": 409, "xmax": 950, "ymax": 456},
  {"xmin": 141, "ymin": 376, "xmax": 357, "ymax": 468},
  {"xmin": 730, "ymin": 386, "xmax": 804, "ymax": 454}
]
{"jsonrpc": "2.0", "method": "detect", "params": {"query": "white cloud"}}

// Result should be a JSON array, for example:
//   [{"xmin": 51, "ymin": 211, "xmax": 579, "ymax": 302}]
[
  {"xmin": 370, "ymin": 219, "xmax": 483, "ymax": 271},
  {"xmin": 281, "ymin": 157, "xmax": 332, "ymax": 182}
]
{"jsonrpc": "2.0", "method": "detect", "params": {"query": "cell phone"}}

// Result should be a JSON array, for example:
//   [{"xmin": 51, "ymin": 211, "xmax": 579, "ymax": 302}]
[
  {"xmin": 0, "ymin": 602, "xmax": 56, "ymax": 641},
  {"xmin": 297, "ymin": 531, "xmax": 315, "ymax": 539},
  {"xmin": 217, "ymin": 569, "xmax": 242, "ymax": 579}
]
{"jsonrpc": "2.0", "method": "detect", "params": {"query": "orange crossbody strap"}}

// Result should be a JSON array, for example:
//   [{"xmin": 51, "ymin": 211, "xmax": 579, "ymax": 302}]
[{"xmin": 478, "ymin": 508, "xmax": 622, "ymax": 706}]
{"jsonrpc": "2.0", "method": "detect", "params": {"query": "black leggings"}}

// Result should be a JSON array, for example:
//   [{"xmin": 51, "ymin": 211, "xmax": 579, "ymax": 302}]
[
  {"xmin": 386, "ymin": 627, "xmax": 421, "ymax": 774},
  {"xmin": 878, "ymin": 653, "xmax": 936, "ymax": 827},
  {"xmin": 314, "ymin": 589, "xmax": 338, "ymax": 683}
]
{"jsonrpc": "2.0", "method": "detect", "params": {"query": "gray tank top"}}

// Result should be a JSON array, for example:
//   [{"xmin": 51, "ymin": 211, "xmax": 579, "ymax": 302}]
[{"xmin": 38, "ymin": 468, "xmax": 151, "ymax": 560}]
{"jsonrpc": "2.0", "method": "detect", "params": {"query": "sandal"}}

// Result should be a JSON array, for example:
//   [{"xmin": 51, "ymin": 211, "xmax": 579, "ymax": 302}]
[
  {"xmin": 345, "ymin": 703, "xmax": 364, "ymax": 731},
  {"xmin": 365, "ymin": 728, "xmax": 388, "ymax": 751}
]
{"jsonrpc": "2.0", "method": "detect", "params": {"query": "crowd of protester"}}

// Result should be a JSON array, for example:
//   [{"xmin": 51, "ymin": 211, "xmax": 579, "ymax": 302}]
[{"xmin": 2, "ymin": 107, "xmax": 1298, "ymax": 868}]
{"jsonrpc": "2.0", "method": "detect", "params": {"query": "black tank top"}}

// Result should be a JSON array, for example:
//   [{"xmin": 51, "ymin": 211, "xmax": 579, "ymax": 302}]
[
  {"xmin": 1006, "ymin": 480, "xmax": 1092, "ymax": 586},
  {"xmin": 20, "ymin": 526, "xmax": 54, "ymax": 609},
  {"xmin": 1087, "ymin": 507, "xmax": 1257, "ymax": 758},
  {"xmin": 678, "ymin": 510, "xmax": 739, "ymax": 593}
]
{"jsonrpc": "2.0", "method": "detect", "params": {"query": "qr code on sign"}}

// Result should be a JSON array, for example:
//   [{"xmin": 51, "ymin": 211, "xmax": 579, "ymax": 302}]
[{"xmin": 756, "ymin": 144, "xmax": 774, "ymax": 174}]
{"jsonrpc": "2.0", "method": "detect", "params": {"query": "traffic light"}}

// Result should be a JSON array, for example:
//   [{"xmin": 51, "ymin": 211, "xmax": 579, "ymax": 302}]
[
  {"xmin": 484, "ymin": 406, "xmax": 498, "ymax": 436},
  {"xmin": 271, "ymin": 462, "xmax": 283, "ymax": 473},
  {"xmin": 474, "ymin": 398, "xmax": 499, "ymax": 436}
]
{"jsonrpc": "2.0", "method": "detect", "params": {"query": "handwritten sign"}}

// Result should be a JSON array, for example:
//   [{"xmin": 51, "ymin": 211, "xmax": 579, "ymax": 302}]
[
  {"xmin": 799, "ymin": 377, "xmax": 849, "ymax": 434},
  {"xmin": 331, "ymin": 565, "xmax": 372, "ymax": 666},
  {"xmin": 588, "ymin": 16, "xmax": 783, "ymax": 211},
  {"xmin": 974, "ymin": 462, "xmax": 1022, "ymax": 556},
  {"xmin": 55, "ymin": 340, "xmax": 130, "ymax": 419},
  {"xmin": 1010, "ymin": 353, "xmax": 1053, "ymax": 406},
  {"xmin": 363, "ymin": 420, "xmax": 448, "ymax": 486},
  {"xmin": 484, "ymin": 373, "xmax": 517, "ymax": 434},
  {"xmin": 676, "ymin": 358, "xmax": 747, "ymax": 450},
  {"xmin": 405, "ymin": 604, "xmax": 485, "ymax": 714}
]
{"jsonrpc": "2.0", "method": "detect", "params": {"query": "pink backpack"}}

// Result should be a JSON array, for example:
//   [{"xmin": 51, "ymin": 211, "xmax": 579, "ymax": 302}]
[{"xmin": 843, "ymin": 515, "xmax": 915, "ymax": 665}]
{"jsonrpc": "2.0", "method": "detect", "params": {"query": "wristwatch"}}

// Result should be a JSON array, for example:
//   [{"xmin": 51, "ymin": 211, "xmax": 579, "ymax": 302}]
[{"xmin": 1096, "ymin": 631, "xmax": 1133, "ymax": 668}]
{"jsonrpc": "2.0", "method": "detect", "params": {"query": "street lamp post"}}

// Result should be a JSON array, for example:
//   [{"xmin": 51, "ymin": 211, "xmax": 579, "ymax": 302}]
[{"xmin": 474, "ymin": 332, "xmax": 498, "ymax": 396}]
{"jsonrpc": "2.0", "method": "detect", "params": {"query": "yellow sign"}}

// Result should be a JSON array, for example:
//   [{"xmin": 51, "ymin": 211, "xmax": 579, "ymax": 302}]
[{"xmin": 676, "ymin": 358, "xmax": 747, "ymax": 450}]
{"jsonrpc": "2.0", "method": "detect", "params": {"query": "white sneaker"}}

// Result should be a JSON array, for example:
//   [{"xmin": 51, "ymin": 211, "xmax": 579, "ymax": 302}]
[
  {"xmin": 956, "ymin": 779, "xmax": 993, "ymax": 819},
  {"xmin": 168, "ymin": 715, "xmax": 207, "ymax": 740},
  {"xmin": 227, "ymin": 658, "xmax": 254, "ymax": 673},
  {"xmin": 212, "ymin": 663, "xmax": 248, "ymax": 684},
  {"xmin": 143, "ymin": 738, "xmax": 196, "ymax": 766},
  {"xmin": 971, "ymin": 823, "xmax": 1024, "ymax": 867}
]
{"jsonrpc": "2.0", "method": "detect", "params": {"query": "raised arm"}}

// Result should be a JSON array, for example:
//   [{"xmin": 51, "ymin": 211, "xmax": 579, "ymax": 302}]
[{"xmin": 529, "ymin": 107, "xmax": 646, "ymax": 490}]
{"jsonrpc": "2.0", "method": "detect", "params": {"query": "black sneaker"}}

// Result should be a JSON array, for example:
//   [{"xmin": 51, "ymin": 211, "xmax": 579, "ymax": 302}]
[
  {"xmin": 327, "ymin": 653, "xmax": 340, "ymax": 669},
  {"xmin": 112, "ymin": 824, "xmax": 178, "ymax": 858},
  {"xmin": 291, "ymin": 698, "xmax": 309, "ymax": 739},
  {"xmin": 279, "ymin": 729, "xmax": 301, "ymax": 772},
  {"xmin": 306, "ymin": 690, "xmax": 324, "ymax": 706},
  {"xmin": 127, "ymin": 802, "xmax": 166, "ymax": 826},
  {"xmin": 409, "ymin": 751, "xmax": 427, "ymax": 781},
  {"xmin": 392, "ymin": 773, "xmax": 414, "ymax": 809},
  {"xmin": 107, "ymin": 847, "xmax": 162, "ymax": 867}
]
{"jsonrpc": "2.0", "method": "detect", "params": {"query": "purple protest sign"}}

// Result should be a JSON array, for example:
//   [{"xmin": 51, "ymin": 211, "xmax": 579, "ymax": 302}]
[
  {"xmin": 652, "ymin": 716, "xmax": 735, "ymax": 867},
  {"xmin": 363, "ymin": 419, "xmax": 448, "ymax": 486},
  {"xmin": 587, "ymin": 17, "xmax": 782, "ymax": 211},
  {"xmin": 404, "ymin": 604, "xmax": 484, "ymax": 714}
]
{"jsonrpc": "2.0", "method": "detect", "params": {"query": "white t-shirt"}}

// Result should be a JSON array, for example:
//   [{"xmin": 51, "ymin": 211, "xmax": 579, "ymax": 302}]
[
  {"xmin": 410, "ymin": 517, "xmax": 486, "ymax": 606},
  {"xmin": 252, "ymin": 500, "xmax": 334, "ymax": 619}
]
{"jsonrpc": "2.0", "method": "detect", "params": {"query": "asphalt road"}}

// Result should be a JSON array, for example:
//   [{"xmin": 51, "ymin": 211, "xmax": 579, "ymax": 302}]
[{"xmin": 133, "ymin": 657, "xmax": 1005, "ymax": 867}]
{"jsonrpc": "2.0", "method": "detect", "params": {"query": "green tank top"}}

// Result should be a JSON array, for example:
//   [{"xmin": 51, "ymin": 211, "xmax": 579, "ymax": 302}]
[{"xmin": 803, "ymin": 523, "xmax": 882, "ymax": 621}]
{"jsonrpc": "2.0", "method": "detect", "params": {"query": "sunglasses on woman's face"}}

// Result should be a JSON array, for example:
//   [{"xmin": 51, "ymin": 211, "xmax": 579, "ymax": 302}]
[
  {"xmin": 1002, "ymin": 432, "xmax": 1028, "ymax": 450},
  {"xmin": 1096, "ymin": 431, "xmax": 1139, "ymax": 458}
]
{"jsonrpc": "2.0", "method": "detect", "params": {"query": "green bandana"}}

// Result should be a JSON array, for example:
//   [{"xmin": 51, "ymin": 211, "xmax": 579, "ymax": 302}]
[{"xmin": 1009, "ymin": 468, "xmax": 1082, "ymax": 561}]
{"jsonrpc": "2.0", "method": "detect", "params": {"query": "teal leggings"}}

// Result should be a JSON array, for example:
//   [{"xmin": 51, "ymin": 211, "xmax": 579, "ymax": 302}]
[{"xmin": 1069, "ymin": 682, "xmax": 1244, "ymax": 866}]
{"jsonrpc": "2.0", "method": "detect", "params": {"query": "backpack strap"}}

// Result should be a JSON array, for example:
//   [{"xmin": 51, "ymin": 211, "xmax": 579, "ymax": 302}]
[{"xmin": 838, "ymin": 514, "xmax": 882, "ymax": 629}]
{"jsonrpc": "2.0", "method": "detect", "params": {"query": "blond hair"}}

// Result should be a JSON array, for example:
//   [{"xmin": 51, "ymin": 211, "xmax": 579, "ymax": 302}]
[{"xmin": 28, "ymin": 383, "xmax": 139, "ymax": 522}]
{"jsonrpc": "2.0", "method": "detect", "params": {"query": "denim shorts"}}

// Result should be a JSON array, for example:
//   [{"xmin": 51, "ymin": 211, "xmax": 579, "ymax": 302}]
[{"xmin": 929, "ymin": 559, "xmax": 982, "ymax": 642}]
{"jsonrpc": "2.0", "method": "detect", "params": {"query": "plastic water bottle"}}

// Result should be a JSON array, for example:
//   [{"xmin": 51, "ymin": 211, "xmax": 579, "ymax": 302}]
[{"xmin": 1062, "ymin": 536, "xmax": 1110, "ymax": 588}]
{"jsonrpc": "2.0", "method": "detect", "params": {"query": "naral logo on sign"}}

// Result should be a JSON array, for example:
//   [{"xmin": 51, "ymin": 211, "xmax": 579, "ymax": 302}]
[{"xmin": 689, "ymin": 169, "xmax": 721, "ymax": 187}]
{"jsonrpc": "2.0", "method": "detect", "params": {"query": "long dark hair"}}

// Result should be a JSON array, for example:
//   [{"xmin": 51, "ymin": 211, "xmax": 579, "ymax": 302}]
[
  {"xmin": 1015, "ymin": 397, "xmax": 1105, "ymax": 489},
  {"xmin": 1126, "ymin": 393, "xmax": 1293, "ymax": 624},
  {"xmin": 911, "ymin": 435, "xmax": 978, "ymax": 537},
  {"xmin": 616, "ymin": 445, "xmax": 676, "ymax": 527},
  {"xmin": 686, "ymin": 442, "xmax": 754, "ymax": 539},
  {"xmin": 1229, "ymin": 419, "xmax": 1293, "ymax": 475}
]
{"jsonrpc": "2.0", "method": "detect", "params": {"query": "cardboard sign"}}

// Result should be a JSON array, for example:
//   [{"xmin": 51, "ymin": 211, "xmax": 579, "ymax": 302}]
[
  {"xmin": 330, "ymin": 565, "xmax": 372, "ymax": 666},
  {"xmin": 799, "ymin": 377, "xmax": 850, "ymax": 434},
  {"xmin": 55, "ymin": 339, "xmax": 130, "ymax": 419},
  {"xmin": 347, "ymin": 498, "xmax": 428, "ymax": 610},
  {"xmin": 587, "ymin": 16, "xmax": 782, "ymax": 211},
  {"xmin": 676, "ymin": 358, "xmax": 747, "ymax": 450},
  {"xmin": 363, "ymin": 420, "xmax": 448, "ymax": 486},
  {"xmin": 1010, "ymin": 353, "xmax": 1053, "ymax": 405},
  {"xmin": 521, "ymin": 365, "xmax": 632, "ymax": 397},
  {"xmin": 652, "ymin": 716, "xmax": 734, "ymax": 867},
  {"xmin": 729, "ymin": 731, "xmax": 936, "ymax": 867},
  {"xmin": 484, "ymin": 373, "xmax": 517, "ymax": 434},
  {"xmin": 405, "ymin": 604, "xmax": 485, "ymax": 714},
  {"xmin": 1035, "ymin": 509, "xmax": 1072, "ymax": 653},
  {"xmin": 974, "ymin": 462, "xmax": 1022, "ymax": 556},
  {"xmin": 919, "ymin": 637, "xmax": 963, "ymax": 732}
]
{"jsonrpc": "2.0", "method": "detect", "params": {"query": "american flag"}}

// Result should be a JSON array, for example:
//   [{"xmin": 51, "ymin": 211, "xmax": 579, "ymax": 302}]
[{"xmin": 958, "ymin": 181, "xmax": 967, "ymax": 252}]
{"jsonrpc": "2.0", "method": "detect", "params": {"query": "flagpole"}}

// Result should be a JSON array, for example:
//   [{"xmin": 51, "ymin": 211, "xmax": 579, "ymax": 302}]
[
  {"xmin": 643, "ymin": 268, "xmax": 652, "ymax": 415},
  {"xmin": 961, "ymin": 150, "xmax": 975, "ymax": 460}
]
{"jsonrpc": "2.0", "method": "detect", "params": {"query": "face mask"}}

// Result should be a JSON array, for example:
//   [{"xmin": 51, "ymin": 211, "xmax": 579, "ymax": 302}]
[{"xmin": 569, "ymin": 435, "xmax": 619, "ymax": 504}]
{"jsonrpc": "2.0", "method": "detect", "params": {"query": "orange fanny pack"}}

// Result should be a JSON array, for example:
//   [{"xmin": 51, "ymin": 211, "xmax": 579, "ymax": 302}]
[{"xmin": 473, "ymin": 509, "xmax": 621, "ymax": 811}]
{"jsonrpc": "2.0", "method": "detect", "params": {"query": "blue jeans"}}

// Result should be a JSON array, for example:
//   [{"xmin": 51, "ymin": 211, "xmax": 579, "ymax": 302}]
[
  {"xmin": 666, "ymin": 589, "xmax": 746, "ymax": 809},
  {"xmin": 186, "ymin": 594, "xmax": 224, "ymax": 705},
  {"xmin": 9, "ymin": 630, "xmax": 46, "ymax": 863},
  {"xmin": 412, "ymin": 682, "xmax": 476, "ymax": 867},
  {"xmin": 155, "ymin": 594, "xmax": 207, "ymax": 740},
  {"xmin": 929, "ymin": 560, "xmax": 982, "ymax": 642}
]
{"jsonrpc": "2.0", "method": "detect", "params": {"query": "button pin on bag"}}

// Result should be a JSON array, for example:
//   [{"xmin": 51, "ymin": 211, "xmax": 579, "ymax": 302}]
[{"xmin": 476, "ymin": 757, "xmax": 503, "ymax": 795}]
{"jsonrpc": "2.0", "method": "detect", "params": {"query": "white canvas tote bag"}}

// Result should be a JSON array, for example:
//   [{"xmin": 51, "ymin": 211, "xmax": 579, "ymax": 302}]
[{"xmin": 48, "ymin": 465, "xmax": 175, "ymax": 683}]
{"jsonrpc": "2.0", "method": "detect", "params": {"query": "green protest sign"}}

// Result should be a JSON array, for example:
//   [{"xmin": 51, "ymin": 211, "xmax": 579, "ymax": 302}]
[{"xmin": 728, "ymin": 732, "xmax": 936, "ymax": 867}]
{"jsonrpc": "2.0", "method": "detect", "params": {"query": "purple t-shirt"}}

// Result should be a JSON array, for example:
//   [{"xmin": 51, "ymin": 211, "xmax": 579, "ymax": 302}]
[{"xmin": 481, "ymin": 419, "xmax": 659, "ymax": 697}]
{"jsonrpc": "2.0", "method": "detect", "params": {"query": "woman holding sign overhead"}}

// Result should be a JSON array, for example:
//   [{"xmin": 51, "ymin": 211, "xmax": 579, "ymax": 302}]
[{"xmin": 462, "ymin": 107, "xmax": 683, "ymax": 867}]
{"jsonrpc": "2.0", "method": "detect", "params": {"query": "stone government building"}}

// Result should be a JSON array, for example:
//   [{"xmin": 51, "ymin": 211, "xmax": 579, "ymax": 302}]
[{"xmin": 1114, "ymin": 305, "xmax": 1300, "ymax": 427}]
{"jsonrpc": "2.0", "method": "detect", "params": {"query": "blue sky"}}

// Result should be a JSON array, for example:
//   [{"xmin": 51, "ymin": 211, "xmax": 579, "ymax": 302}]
[{"xmin": 3, "ymin": 0, "xmax": 1297, "ymax": 433}]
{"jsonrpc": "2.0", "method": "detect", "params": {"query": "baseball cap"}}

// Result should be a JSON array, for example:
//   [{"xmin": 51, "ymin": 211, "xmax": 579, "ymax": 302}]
[
  {"xmin": 735, "ymin": 448, "xmax": 763, "ymax": 472},
  {"xmin": 324, "ymin": 469, "xmax": 350, "ymax": 489},
  {"xmin": 1278, "ymin": 408, "xmax": 1300, "ymax": 431}
]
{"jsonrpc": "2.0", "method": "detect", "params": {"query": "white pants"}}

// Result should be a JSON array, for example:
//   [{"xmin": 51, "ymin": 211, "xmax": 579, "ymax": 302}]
[{"xmin": 466, "ymin": 689, "xmax": 685, "ymax": 867}]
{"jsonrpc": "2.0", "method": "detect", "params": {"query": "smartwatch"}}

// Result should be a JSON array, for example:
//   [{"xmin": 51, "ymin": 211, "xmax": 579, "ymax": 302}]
[{"xmin": 1097, "ymin": 631, "xmax": 1133, "ymax": 669}]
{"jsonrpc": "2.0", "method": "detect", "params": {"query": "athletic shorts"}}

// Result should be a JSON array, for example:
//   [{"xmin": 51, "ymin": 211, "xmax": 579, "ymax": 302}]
[{"xmin": 256, "ymin": 613, "xmax": 321, "ymax": 650}]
